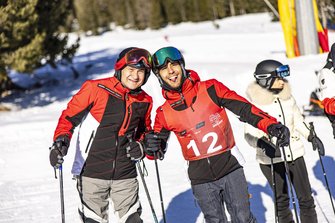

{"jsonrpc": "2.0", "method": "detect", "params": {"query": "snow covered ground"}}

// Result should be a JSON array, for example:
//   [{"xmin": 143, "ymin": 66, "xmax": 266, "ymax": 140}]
[{"xmin": 1, "ymin": 13, "xmax": 335, "ymax": 223}]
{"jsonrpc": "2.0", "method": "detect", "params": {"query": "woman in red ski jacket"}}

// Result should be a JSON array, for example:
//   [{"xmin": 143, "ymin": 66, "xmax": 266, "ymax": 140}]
[
  {"xmin": 50, "ymin": 47, "xmax": 153, "ymax": 223},
  {"xmin": 143, "ymin": 46, "xmax": 290, "ymax": 223}
]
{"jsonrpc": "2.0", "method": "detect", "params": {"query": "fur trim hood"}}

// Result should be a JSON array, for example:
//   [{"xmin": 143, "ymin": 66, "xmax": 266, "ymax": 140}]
[{"xmin": 246, "ymin": 81, "xmax": 292, "ymax": 105}]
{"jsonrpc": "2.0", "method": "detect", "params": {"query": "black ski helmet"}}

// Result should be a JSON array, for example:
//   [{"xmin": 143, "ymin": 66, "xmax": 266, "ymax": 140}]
[
  {"xmin": 152, "ymin": 46, "xmax": 188, "ymax": 92},
  {"xmin": 254, "ymin": 59, "xmax": 288, "ymax": 89},
  {"xmin": 324, "ymin": 42, "xmax": 335, "ymax": 71},
  {"xmin": 114, "ymin": 47, "xmax": 152, "ymax": 85}
]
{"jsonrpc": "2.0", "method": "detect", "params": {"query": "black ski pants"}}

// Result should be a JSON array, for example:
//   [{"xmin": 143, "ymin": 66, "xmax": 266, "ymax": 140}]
[{"xmin": 260, "ymin": 157, "xmax": 317, "ymax": 223}]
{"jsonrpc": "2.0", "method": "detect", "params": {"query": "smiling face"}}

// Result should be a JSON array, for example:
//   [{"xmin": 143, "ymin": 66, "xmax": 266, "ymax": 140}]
[
  {"xmin": 158, "ymin": 61, "xmax": 183, "ymax": 89},
  {"xmin": 120, "ymin": 65, "xmax": 145, "ymax": 90}
]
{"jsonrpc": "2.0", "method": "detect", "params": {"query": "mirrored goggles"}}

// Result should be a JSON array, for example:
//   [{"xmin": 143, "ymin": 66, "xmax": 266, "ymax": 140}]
[
  {"xmin": 153, "ymin": 47, "xmax": 183, "ymax": 69},
  {"xmin": 274, "ymin": 64, "xmax": 290, "ymax": 78},
  {"xmin": 255, "ymin": 65, "xmax": 290, "ymax": 80},
  {"xmin": 115, "ymin": 48, "xmax": 152, "ymax": 70}
]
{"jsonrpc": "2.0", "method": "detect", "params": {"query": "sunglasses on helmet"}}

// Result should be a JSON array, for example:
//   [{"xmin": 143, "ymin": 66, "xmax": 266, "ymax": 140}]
[
  {"xmin": 255, "ymin": 65, "xmax": 290, "ymax": 80},
  {"xmin": 153, "ymin": 47, "xmax": 183, "ymax": 70},
  {"xmin": 114, "ymin": 48, "xmax": 152, "ymax": 71}
]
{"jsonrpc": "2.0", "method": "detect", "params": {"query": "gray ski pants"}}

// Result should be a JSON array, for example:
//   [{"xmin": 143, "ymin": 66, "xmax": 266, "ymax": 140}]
[{"xmin": 76, "ymin": 176, "xmax": 142, "ymax": 223}]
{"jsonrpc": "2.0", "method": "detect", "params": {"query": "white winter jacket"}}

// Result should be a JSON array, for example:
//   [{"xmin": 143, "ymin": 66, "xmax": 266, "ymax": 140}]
[
  {"xmin": 317, "ymin": 47, "xmax": 335, "ymax": 100},
  {"xmin": 317, "ymin": 67, "xmax": 335, "ymax": 100},
  {"xmin": 244, "ymin": 82, "xmax": 310, "ymax": 165}
]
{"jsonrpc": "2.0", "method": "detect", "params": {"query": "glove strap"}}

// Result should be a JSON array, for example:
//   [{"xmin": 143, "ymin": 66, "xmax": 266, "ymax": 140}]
[{"xmin": 136, "ymin": 141, "xmax": 145, "ymax": 161}]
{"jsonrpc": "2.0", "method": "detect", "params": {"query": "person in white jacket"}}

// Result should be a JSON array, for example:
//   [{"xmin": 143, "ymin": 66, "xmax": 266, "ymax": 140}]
[
  {"xmin": 244, "ymin": 59, "xmax": 319, "ymax": 223},
  {"xmin": 317, "ymin": 42, "xmax": 335, "ymax": 137}
]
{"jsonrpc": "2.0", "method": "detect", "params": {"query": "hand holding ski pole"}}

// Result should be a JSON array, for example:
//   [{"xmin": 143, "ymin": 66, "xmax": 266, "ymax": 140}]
[
  {"xmin": 267, "ymin": 123, "xmax": 290, "ymax": 147},
  {"xmin": 144, "ymin": 132, "xmax": 165, "ymax": 160},
  {"xmin": 257, "ymin": 137, "xmax": 281, "ymax": 158},
  {"xmin": 308, "ymin": 122, "xmax": 325, "ymax": 156},
  {"xmin": 49, "ymin": 136, "xmax": 68, "ymax": 222},
  {"xmin": 126, "ymin": 134, "xmax": 159, "ymax": 223},
  {"xmin": 125, "ymin": 135, "xmax": 145, "ymax": 162},
  {"xmin": 49, "ymin": 135, "xmax": 70, "ymax": 168}
]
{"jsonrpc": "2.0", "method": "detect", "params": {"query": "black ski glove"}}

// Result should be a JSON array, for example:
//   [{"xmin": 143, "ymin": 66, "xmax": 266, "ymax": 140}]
[
  {"xmin": 126, "ymin": 141, "xmax": 145, "ymax": 161},
  {"xmin": 49, "ymin": 135, "xmax": 70, "ymax": 168},
  {"xmin": 257, "ymin": 137, "xmax": 281, "ymax": 158},
  {"xmin": 144, "ymin": 132, "xmax": 165, "ymax": 160},
  {"xmin": 267, "ymin": 123, "xmax": 290, "ymax": 148},
  {"xmin": 308, "ymin": 132, "xmax": 325, "ymax": 156}
]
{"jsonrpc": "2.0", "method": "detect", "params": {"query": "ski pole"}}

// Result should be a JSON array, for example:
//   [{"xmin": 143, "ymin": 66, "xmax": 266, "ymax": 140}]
[
  {"xmin": 309, "ymin": 122, "xmax": 335, "ymax": 215},
  {"xmin": 136, "ymin": 161, "xmax": 159, "ymax": 223},
  {"xmin": 270, "ymin": 158, "xmax": 279, "ymax": 223},
  {"xmin": 126, "ymin": 134, "xmax": 159, "ymax": 222},
  {"xmin": 154, "ymin": 152, "xmax": 167, "ymax": 223},
  {"xmin": 51, "ymin": 142, "xmax": 66, "ymax": 223},
  {"xmin": 277, "ymin": 143, "xmax": 299, "ymax": 223},
  {"xmin": 57, "ymin": 165, "xmax": 66, "ymax": 223}
]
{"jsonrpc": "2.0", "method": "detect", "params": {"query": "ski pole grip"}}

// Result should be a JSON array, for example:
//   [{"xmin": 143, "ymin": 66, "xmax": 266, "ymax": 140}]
[{"xmin": 309, "ymin": 122, "xmax": 314, "ymax": 131}]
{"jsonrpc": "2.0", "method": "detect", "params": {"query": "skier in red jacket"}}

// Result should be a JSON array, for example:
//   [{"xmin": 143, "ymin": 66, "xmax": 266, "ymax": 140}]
[
  {"xmin": 50, "ymin": 47, "xmax": 153, "ymax": 223},
  {"xmin": 144, "ymin": 46, "xmax": 290, "ymax": 223}
]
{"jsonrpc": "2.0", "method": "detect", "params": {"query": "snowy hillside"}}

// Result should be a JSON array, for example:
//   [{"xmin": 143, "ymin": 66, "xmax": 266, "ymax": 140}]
[{"xmin": 1, "ymin": 13, "xmax": 335, "ymax": 223}]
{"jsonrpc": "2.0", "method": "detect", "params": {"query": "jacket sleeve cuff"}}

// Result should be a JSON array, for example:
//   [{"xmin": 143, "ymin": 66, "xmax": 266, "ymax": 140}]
[{"xmin": 145, "ymin": 154, "xmax": 155, "ymax": 160}]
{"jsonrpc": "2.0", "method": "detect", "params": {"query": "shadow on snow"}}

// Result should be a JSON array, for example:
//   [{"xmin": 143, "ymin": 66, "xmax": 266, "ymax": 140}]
[
  {"xmin": 162, "ymin": 189, "xmax": 201, "ymax": 223},
  {"xmin": 312, "ymin": 155, "xmax": 335, "ymax": 206},
  {"xmin": 1, "ymin": 48, "xmax": 120, "ymax": 109}
]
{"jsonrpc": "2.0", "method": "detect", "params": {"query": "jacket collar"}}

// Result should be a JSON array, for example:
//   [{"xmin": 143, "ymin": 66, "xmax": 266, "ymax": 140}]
[
  {"xmin": 246, "ymin": 81, "xmax": 292, "ymax": 105},
  {"xmin": 162, "ymin": 70, "xmax": 200, "ymax": 101}
]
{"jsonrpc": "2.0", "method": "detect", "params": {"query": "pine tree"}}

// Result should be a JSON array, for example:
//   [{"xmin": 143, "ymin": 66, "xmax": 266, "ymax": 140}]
[
  {"xmin": 150, "ymin": 0, "xmax": 167, "ymax": 29},
  {"xmin": 74, "ymin": 0, "xmax": 99, "ymax": 34},
  {"xmin": 108, "ymin": 0, "xmax": 127, "ymax": 27},
  {"xmin": 134, "ymin": 0, "xmax": 151, "ymax": 30},
  {"xmin": 0, "ymin": 0, "xmax": 79, "ymax": 94},
  {"xmin": 162, "ymin": 0, "xmax": 183, "ymax": 24}
]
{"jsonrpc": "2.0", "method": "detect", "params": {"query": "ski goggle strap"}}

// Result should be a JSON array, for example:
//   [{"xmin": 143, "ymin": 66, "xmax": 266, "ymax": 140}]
[
  {"xmin": 114, "ymin": 48, "xmax": 152, "ymax": 71},
  {"xmin": 255, "ymin": 65, "xmax": 290, "ymax": 80},
  {"xmin": 153, "ymin": 47, "xmax": 183, "ymax": 70}
]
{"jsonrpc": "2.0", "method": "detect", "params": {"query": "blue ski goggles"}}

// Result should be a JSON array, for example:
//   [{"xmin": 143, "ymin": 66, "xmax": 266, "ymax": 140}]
[
  {"xmin": 274, "ymin": 64, "xmax": 290, "ymax": 78},
  {"xmin": 255, "ymin": 65, "xmax": 290, "ymax": 80},
  {"xmin": 153, "ymin": 46, "xmax": 184, "ymax": 72}
]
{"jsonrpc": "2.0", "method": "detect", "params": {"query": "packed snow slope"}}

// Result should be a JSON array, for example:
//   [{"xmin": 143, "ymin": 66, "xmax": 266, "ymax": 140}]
[{"xmin": 1, "ymin": 13, "xmax": 335, "ymax": 223}]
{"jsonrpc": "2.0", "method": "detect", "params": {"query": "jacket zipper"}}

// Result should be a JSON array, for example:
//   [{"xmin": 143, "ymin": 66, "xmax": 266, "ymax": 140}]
[
  {"xmin": 85, "ymin": 130, "xmax": 95, "ymax": 153},
  {"xmin": 180, "ymin": 92, "xmax": 194, "ymax": 111},
  {"xmin": 113, "ymin": 133, "xmax": 118, "ymax": 172},
  {"xmin": 123, "ymin": 93, "xmax": 131, "ymax": 129},
  {"xmin": 113, "ymin": 93, "xmax": 129, "ymax": 178},
  {"xmin": 123, "ymin": 106, "xmax": 131, "ymax": 129},
  {"xmin": 277, "ymin": 98, "xmax": 295, "ymax": 162}
]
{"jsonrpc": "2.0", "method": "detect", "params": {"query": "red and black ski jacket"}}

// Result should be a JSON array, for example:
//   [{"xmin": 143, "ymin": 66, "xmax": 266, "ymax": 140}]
[
  {"xmin": 153, "ymin": 70, "xmax": 277, "ymax": 185},
  {"xmin": 54, "ymin": 76, "xmax": 153, "ymax": 180}
]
